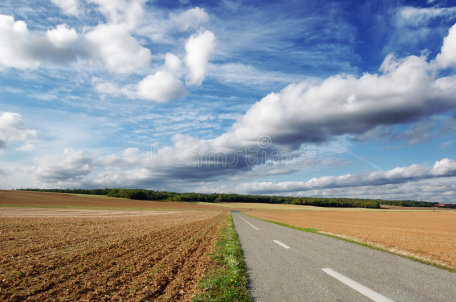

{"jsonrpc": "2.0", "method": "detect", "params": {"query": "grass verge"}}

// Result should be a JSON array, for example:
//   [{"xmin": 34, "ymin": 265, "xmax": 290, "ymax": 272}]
[
  {"xmin": 193, "ymin": 214, "xmax": 252, "ymax": 302},
  {"xmin": 245, "ymin": 213, "xmax": 456, "ymax": 274}
]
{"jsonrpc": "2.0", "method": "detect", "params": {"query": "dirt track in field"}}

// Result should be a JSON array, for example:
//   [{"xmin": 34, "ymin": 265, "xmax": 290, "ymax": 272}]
[
  {"xmin": 250, "ymin": 210, "xmax": 456, "ymax": 268},
  {"xmin": 0, "ymin": 210, "xmax": 227, "ymax": 301}
]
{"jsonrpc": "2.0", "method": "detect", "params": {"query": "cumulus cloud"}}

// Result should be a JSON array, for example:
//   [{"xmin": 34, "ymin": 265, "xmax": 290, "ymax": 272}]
[
  {"xmin": 51, "ymin": 0, "xmax": 80, "ymax": 16},
  {"xmin": 35, "ymin": 148, "xmax": 96, "ymax": 183},
  {"xmin": 0, "ymin": 14, "xmax": 152, "ymax": 74},
  {"xmin": 170, "ymin": 7, "xmax": 210, "ymax": 31},
  {"xmin": 85, "ymin": 23, "xmax": 152, "ymax": 74},
  {"xmin": 34, "ymin": 148, "xmax": 146, "ymax": 187},
  {"xmin": 234, "ymin": 158, "xmax": 456, "ymax": 194},
  {"xmin": 47, "ymin": 24, "xmax": 78, "ymax": 48},
  {"xmin": 30, "ymin": 145, "xmax": 456, "ymax": 202},
  {"xmin": 436, "ymin": 23, "xmax": 456, "ymax": 68},
  {"xmin": 95, "ymin": 69, "xmax": 186, "ymax": 102},
  {"xmin": 209, "ymin": 50, "xmax": 456, "ymax": 150},
  {"xmin": 185, "ymin": 30, "xmax": 216, "ymax": 85},
  {"xmin": 0, "ymin": 15, "xmax": 41, "ymax": 68},
  {"xmin": 165, "ymin": 53, "xmax": 182, "ymax": 72},
  {"xmin": 0, "ymin": 112, "xmax": 37, "ymax": 150},
  {"xmin": 136, "ymin": 70, "xmax": 187, "ymax": 102},
  {"xmin": 254, "ymin": 177, "xmax": 456, "ymax": 202},
  {"xmin": 0, "ymin": 15, "xmax": 78, "ymax": 67}
]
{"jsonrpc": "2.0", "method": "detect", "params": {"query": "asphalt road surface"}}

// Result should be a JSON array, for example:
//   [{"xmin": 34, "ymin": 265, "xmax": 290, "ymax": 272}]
[{"xmin": 232, "ymin": 212, "xmax": 456, "ymax": 302}]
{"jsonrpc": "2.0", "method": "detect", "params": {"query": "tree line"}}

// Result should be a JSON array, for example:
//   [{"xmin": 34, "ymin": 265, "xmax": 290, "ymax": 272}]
[{"xmin": 19, "ymin": 188, "xmax": 442, "ymax": 208}]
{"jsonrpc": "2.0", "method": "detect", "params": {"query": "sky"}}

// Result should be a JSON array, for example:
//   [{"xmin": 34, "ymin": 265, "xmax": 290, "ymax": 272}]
[{"xmin": 1, "ymin": 0, "xmax": 456, "ymax": 202}]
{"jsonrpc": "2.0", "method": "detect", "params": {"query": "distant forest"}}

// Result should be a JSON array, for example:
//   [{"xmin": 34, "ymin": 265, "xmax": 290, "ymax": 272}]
[{"xmin": 20, "ymin": 188, "xmax": 446, "ymax": 209}]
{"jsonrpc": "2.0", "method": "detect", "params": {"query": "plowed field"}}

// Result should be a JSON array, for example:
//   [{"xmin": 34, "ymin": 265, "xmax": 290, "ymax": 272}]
[
  {"xmin": 0, "ymin": 190, "xmax": 222, "ymax": 211},
  {"xmin": 249, "ymin": 210, "xmax": 456, "ymax": 268},
  {"xmin": 0, "ymin": 210, "xmax": 227, "ymax": 301}
]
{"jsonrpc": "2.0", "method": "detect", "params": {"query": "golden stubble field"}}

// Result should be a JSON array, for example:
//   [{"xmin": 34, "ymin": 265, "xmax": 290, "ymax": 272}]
[
  {"xmin": 249, "ymin": 209, "xmax": 456, "ymax": 268},
  {"xmin": 0, "ymin": 191, "xmax": 229, "ymax": 301}
]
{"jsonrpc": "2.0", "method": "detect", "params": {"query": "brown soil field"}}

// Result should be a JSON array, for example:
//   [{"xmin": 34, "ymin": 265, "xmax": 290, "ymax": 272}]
[
  {"xmin": 0, "ymin": 207, "xmax": 181, "ymax": 217},
  {"xmin": 0, "ymin": 210, "xmax": 228, "ymax": 301},
  {"xmin": 249, "ymin": 210, "xmax": 456, "ymax": 268},
  {"xmin": 0, "ymin": 190, "xmax": 223, "ymax": 211}
]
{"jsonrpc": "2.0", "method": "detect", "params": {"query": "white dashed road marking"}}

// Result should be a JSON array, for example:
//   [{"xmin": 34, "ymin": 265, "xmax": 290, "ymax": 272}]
[
  {"xmin": 273, "ymin": 240, "xmax": 290, "ymax": 249},
  {"xmin": 239, "ymin": 215, "xmax": 260, "ymax": 230},
  {"xmin": 322, "ymin": 268, "xmax": 394, "ymax": 302}
]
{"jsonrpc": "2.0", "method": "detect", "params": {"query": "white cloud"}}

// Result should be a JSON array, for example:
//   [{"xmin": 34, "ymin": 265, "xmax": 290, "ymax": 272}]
[
  {"xmin": 93, "ymin": 69, "xmax": 187, "ymax": 102},
  {"xmin": 0, "ymin": 112, "xmax": 37, "ymax": 150},
  {"xmin": 255, "ymin": 177, "xmax": 456, "ymax": 202},
  {"xmin": 0, "ymin": 14, "xmax": 152, "ymax": 74},
  {"xmin": 51, "ymin": 0, "xmax": 80, "ymax": 16},
  {"xmin": 185, "ymin": 30, "xmax": 216, "ymax": 85},
  {"xmin": 436, "ymin": 23, "xmax": 456, "ymax": 68},
  {"xmin": 85, "ymin": 23, "xmax": 152, "ymax": 74},
  {"xmin": 211, "ymin": 49, "xmax": 456, "ymax": 149},
  {"xmin": 29, "ymin": 145, "xmax": 456, "ymax": 202},
  {"xmin": 234, "ymin": 158, "xmax": 456, "ymax": 194},
  {"xmin": 33, "ymin": 148, "xmax": 145, "ymax": 187},
  {"xmin": 165, "ymin": 53, "xmax": 182, "ymax": 72},
  {"xmin": 0, "ymin": 15, "xmax": 41, "ymax": 69},
  {"xmin": 35, "ymin": 148, "xmax": 96, "ymax": 183},
  {"xmin": 136, "ymin": 70, "xmax": 187, "ymax": 102},
  {"xmin": 47, "ymin": 24, "xmax": 78, "ymax": 48},
  {"xmin": 87, "ymin": 0, "xmax": 146, "ymax": 29},
  {"xmin": 0, "ymin": 15, "xmax": 80, "ymax": 68},
  {"xmin": 170, "ymin": 7, "xmax": 210, "ymax": 31}
]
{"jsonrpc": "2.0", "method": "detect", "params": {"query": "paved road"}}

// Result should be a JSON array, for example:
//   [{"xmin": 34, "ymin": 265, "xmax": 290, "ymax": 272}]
[{"xmin": 232, "ymin": 212, "xmax": 456, "ymax": 302}]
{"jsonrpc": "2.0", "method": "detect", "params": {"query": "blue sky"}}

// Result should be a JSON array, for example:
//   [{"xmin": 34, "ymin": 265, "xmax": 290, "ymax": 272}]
[{"xmin": 1, "ymin": 0, "xmax": 456, "ymax": 202}]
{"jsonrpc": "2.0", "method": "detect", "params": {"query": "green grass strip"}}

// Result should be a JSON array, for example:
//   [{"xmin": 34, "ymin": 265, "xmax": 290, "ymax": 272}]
[
  {"xmin": 193, "ymin": 214, "xmax": 252, "ymax": 302},
  {"xmin": 245, "ymin": 213, "xmax": 456, "ymax": 274}
]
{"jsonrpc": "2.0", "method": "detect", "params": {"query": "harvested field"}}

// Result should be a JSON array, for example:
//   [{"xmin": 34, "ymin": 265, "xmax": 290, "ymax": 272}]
[
  {"xmin": 249, "ymin": 210, "xmax": 456, "ymax": 268},
  {"xmin": 0, "ymin": 210, "xmax": 228, "ymax": 301},
  {"xmin": 0, "ymin": 190, "xmax": 222, "ymax": 211}
]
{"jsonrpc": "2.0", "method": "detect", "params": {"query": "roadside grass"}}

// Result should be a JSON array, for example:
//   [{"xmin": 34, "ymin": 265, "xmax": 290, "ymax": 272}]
[
  {"xmin": 246, "ymin": 214, "xmax": 456, "ymax": 274},
  {"xmin": 193, "ymin": 214, "xmax": 252, "ymax": 302}
]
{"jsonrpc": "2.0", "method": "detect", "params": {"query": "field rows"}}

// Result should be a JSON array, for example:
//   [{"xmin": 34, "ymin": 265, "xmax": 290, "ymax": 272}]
[{"xmin": 0, "ymin": 211, "xmax": 227, "ymax": 301}]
